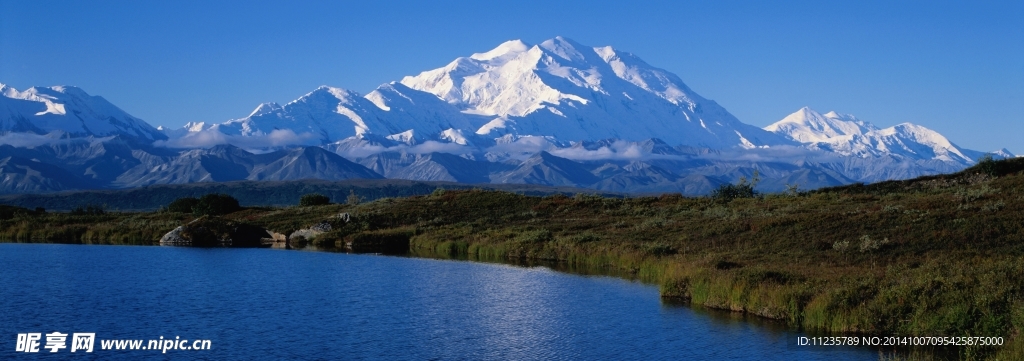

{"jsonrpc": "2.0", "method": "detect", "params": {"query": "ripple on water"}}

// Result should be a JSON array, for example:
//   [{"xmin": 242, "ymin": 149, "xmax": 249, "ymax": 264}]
[{"xmin": 0, "ymin": 244, "xmax": 878, "ymax": 360}]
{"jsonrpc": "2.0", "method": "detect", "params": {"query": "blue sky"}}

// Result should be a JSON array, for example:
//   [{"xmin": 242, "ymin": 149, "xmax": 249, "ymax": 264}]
[{"xmin": 2, "ymin": 0, "xmax": 1021, "ymax": 153}]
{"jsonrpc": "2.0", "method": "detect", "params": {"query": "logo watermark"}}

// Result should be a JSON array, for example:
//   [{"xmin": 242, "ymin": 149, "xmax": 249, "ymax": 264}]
[{"xmin": 16, "ymin": 333, "xmax": 210, "ymax": 354}]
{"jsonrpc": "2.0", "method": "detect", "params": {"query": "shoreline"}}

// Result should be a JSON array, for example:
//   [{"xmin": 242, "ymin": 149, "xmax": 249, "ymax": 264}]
[
  {"xmin": 2, "ymin": 158, "xmax": 1023, "ymax": 360},
  {"xmin": 0, "ymin": 240, "xmax": 1006, "ymax": 360}
]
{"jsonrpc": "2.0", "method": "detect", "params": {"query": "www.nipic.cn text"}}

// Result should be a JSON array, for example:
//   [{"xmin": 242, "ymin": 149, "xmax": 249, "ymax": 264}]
[{"xmin": 15, "ymin": 333, "xmax": 211, "ymax": 354}]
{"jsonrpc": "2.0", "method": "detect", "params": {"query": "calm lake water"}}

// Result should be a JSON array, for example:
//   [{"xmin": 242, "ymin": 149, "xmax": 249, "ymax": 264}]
[{"xmin": 0, "ymin": 244, "xmax": 880, "ymax": 360}]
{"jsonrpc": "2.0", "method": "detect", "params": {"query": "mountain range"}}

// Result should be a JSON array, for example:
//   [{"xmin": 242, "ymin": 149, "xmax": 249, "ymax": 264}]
[{"xmin": 0, "ymin": 37, "xmax": 1015, "ymax": 196}]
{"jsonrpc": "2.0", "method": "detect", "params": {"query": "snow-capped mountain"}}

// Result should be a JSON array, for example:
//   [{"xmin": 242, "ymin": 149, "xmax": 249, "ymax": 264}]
[
  {"xmin": 181, "ymin": 83, "xmax": 477, "ymax": 146},
  {"xmin": 0, "ymin": 84, "xmax": 166, "ymax": 142},
  {"xmin": 178, "ymin": 36, "xmax": 790, "ymax": 150},
  {"xmin": 990, "ymin": 148, "xmax": 1017, "ymax": 159},
  {"xmin": 766, "ymin": 107, "xmax": 980, "ymax": 165},
  {"xmin": 400, "ymin": 36, "xmax": 790, "ymax": 148},
  {"xmin": 1, "ymin": 37, "xmax": 1016, "ymax": 195}
]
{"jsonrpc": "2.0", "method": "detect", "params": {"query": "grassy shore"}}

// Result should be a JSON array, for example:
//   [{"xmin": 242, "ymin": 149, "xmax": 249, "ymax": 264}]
[{"xmin": 3, "ymin": 158, "xmax": 1023, "ymax": 360}]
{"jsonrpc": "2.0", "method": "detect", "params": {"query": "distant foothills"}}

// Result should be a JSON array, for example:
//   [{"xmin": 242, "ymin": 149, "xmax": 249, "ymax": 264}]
[{"xmin": 0, "ymin": 37, "xmax": 1016, "ymax": 195}]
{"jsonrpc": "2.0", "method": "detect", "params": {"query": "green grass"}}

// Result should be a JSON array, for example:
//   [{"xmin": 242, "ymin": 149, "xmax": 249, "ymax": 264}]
[{"xmin": 4, "ymin": 157, "xmax": 1024, "ymax": 360}]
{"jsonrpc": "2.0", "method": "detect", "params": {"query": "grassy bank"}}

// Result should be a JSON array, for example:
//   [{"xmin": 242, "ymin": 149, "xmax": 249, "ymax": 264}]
[{"xmin": 3, "ymin": 158, "xmax": 1023, "ymax": 359}]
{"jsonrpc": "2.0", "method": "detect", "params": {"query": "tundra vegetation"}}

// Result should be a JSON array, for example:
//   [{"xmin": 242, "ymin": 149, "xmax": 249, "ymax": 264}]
[
  {"xmin": 299, "ymin": 193, "xmax": 331, "ymax": 206},
  {"xmin": 166, "ymin": 193, "xmax": 241, "ymax": 216},
  {"xmin": 2, "ymin": 157, "xmax": 1023, "ymax": 360}
]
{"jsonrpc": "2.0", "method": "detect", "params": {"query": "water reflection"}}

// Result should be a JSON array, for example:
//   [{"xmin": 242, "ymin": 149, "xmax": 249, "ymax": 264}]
[
  {"xmin": 1, "ymin": 244, "xmax": 886, "ymax": 360},
  {"xmin": 404, "ymin": 247, "xmax": 959, "ymax": 360}
]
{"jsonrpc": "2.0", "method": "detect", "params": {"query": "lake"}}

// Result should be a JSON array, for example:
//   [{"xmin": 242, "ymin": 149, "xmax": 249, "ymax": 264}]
[{"xmin": 0, "ymin": 244, "xmax": 880, "ymax": 359}]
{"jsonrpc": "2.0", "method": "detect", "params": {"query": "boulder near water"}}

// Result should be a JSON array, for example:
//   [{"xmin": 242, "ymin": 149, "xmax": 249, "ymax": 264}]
[{"xmin": 159, "ymin": 216, "xmax": 272, "ymax": 247}]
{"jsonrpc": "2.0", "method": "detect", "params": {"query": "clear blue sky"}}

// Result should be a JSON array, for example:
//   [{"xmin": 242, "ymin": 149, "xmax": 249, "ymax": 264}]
[{"xmin": 2, "ymin": 0, "xmax": 1021, "ymax": 153}]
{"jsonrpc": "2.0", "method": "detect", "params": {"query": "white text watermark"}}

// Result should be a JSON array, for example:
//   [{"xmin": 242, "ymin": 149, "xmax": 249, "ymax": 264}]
[{"xmin": 16, "ymin": 333, "xmax": 211, "ymax": 354}]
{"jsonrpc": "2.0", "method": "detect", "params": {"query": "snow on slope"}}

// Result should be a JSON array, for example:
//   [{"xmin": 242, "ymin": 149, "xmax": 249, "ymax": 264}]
[
  {"xmin": 184, "ymin": 86, "xmax": 386, "ymax": 143},
  {"xmin": 764, "ymin": 107, "xmax": 877, "ymax": 143},
  {"xmin": 0, "ymin": 83, "xmax": 165, "ymax": 142},
  {"xmin": 168, "ymin": 36, "xmax": 999, "ymax": 169},
  {"xmin": 180, "ymin": 83, "xmax": 477, "ymax": 146},
  {"xmin": 172, "ymin": 37, "xmax": 794, "ymax": 150},
  {"xmin": 177, "ymin": 37, "xmax": 791, "ymax": 150},
  {"xmin": 400, "ymin": 37, "xmax": 792, "ymax": 148},
  {"xmin": 990, "ymin": 148, "xmax": 1017, "ymax": 159},
  {"xmin": 766, "ymin": 107, "xmax": 977, "ymax": 164}
]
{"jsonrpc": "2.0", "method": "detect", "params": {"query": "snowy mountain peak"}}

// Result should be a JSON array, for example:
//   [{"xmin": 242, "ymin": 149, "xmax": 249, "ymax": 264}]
[
  {"xmin": 767, "ymin": 107, "xmax": 974, "ymax": 164},
  {"xmin": 248, "ymin": 102, "xmax": 283, "ymax": 117},
  {"xmin": 991, "ymin": 148, "xmax": 1017, "ymax": 159},
  {"xmin": 365, "ymin": 82, "xmax": 421, "ymax": 110},
  {"xmin": 399, "ymin": 36, "xmax": 790, "ymax": 148},
  {"xmin": 300, "ymin": 85, "xmax": 361, "ymax": 104},
  {"xmin": 181, "ymin": 78, "xmax": 482, "ymax": 147},
  {"xmin": 470, "ymin": 39, "xmax": 530, "ymax": 61},
  {"xmin": 596, "ymin": 46, "xmax": 695, "ymax": 107},
  {"xmin": 45, "ymin": 85, "xmax": 92, "ymax": 99},
  {"xmin": 765, "ymin": 107, "xmax": 876, "ymax": 143},
  {"xmin": 822, "ymin": 110, "xmax": 860, "ymax": 122},
  {"xmin": 204, "ymin": 84, "xmax": 379, "ymax": 142},
  {"xmin": 537, "ymin": 36, "xmax": 594, "ymax": 63},
  {"xmin": 0, "ymin": 84, "xmax": 165, "ymax": 142},
  {"xmin": 881, "ymin": 123, "xmax": 971, "ymax": 162}
]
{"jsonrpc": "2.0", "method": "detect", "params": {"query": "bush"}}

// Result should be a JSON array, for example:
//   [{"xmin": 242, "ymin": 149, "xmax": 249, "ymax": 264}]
[
  {"xmin": 192, "ymin": 194, "xmax": 241, "ymax": 216},
  {"xmin": 712, "ymin": 183, "xmax": 756, "ymax": 201},
  {"xmin": 70, "ymin": 204, "xmax": 105, "ymax": 215},
  {"xmin": 712, "ymin": 170, "xmax": 759, "ymax": 201},
  {"xmin": 346, "ymin": 190, "xmax": 361, "ymax": 206},
  {"xmin": 858, "ymin": 235, "xmax": 889, "ymax": 253},
  {"xmin": 167, "ymin": 195, "xmax": 240, "ymax": 215},
  {"xmin": 0, "ymin": 205, "xmax": 48, "ymax": 219},
  {"xmin": 515, "ymin": 229, "xmax": 552, "ymax": 243},
  {"xmin": 976, "ymin": 154, "xmax": 997, "ymax": 177},
  {"xmin": 300, "ymin": 193, "xmax": 331, "ymax": 206},
  {"xmin": 167, "ymin": 197, "xmax": 200, "ymax": 213},
  {"xmin": 642, "ymin": 242, "xmax": 677, "ymax": 257}
]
